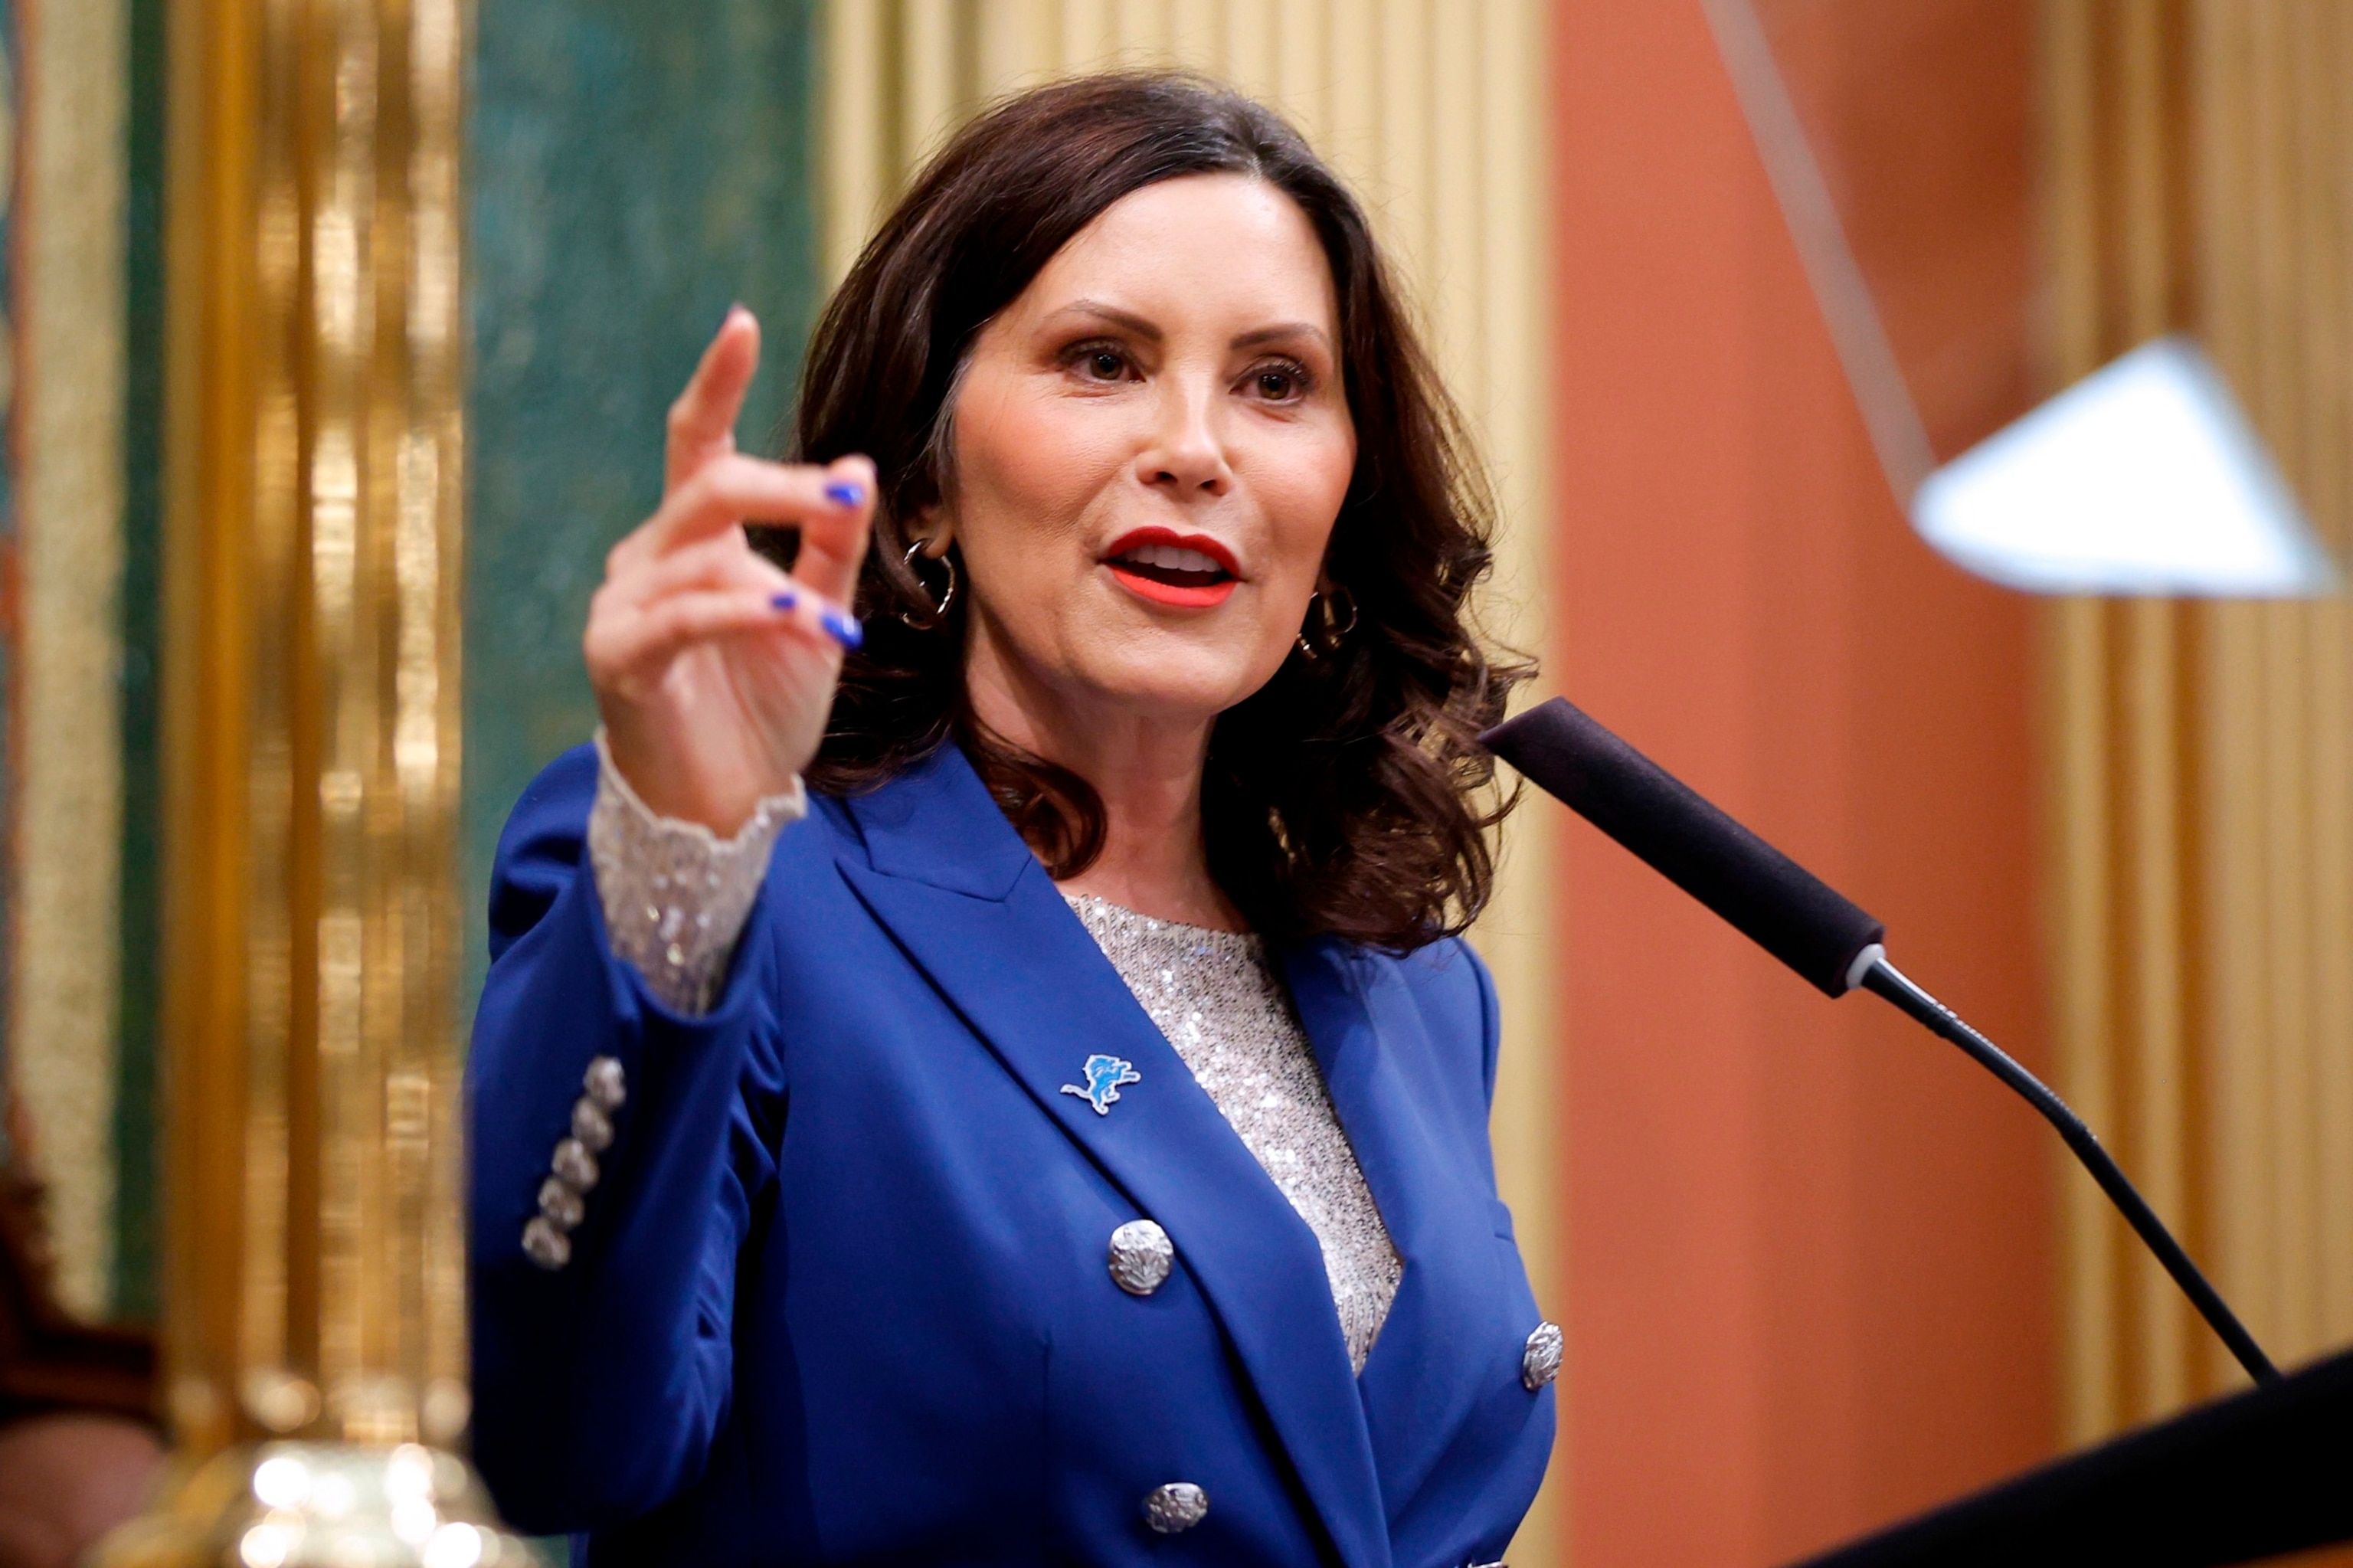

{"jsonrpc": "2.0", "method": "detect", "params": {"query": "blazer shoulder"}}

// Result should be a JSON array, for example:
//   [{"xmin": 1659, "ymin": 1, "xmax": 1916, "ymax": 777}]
[
  {"xmin": 1366, "ymin": 935, "xmax": 1504, "ymax": 1105},
  {"xmin": 1377, "ymin": 931, "xmax": 1494, "ymax": 1018}
]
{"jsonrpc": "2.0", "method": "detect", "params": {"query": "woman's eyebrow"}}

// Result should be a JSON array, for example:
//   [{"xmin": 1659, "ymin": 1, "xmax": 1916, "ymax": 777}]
[
  {"xmin": 1232, "ymin": 322, "xmax": 1331, "ymax": 352},
  {"xmin": 1045, "ymin": 302, "xmax": 1331, "ymax": 355},
  {"xmin": 1049, "ymin": 300, "xmax": 1161, "ymax": 340}
]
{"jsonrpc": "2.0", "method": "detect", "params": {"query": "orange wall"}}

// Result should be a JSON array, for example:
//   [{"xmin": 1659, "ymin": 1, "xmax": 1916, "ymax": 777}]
[{"xmin": 1550, "ymin": 4, "xmax": 2054, "ymax": 1563}]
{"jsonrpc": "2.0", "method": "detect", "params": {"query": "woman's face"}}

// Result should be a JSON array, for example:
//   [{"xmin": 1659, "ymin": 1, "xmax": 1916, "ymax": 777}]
[{"xmin": 930, "ymin": 172, "xmax": 1356, "ymax": 736}]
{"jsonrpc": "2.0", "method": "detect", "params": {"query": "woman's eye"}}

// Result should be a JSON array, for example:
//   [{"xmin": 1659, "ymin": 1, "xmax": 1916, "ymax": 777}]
[
  {"xmin": 1076, "ymin": 348, "xmax": 1127, "ymax": 381},
  {"xmin": 1250, "ymin": 363, "xmax": 1310, "ymax": 402}
]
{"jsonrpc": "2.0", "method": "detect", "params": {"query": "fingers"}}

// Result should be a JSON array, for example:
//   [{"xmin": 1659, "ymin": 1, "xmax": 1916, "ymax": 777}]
[
  {"xmin": 767, "ymin": 578, "xmax": 866, "ymax": 651},
  {"xmin": 665, "ymin": 307, "xmax": 762, "ymax": 493},
  {"xmin": 587, "ymin": 576, "xmax": 862, "ymax": 697},
  {"xmin": 617, "ymin": 453, "xmax": 877, "ymax": 591},
  {"xmin": 590, "ymin": 535, "xmax": 863, "ymax": 692},
  {"xmin": 609, "ymin": 528, "xmax": 787, "ymax": 611},
  {"xmin": 587, "ymin": 588, "xmax": 807, "ymax": 695},
  {"xmin": 788, "ymin": 454, "xmax": 878, "ymax": 605}
]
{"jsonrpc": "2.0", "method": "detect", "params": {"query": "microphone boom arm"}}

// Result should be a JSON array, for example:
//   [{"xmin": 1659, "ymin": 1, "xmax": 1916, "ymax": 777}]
[
  {"xmin": 1482, "ymin": 696, "xmax": 2281, "ymax": 1388},
  {"xmin": 1860, "ymin": 957, "xmax": 2278, "ymax": 1385}
]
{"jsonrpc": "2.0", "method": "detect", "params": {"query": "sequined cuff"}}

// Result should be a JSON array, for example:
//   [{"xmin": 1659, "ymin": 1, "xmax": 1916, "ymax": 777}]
[{"xmin": 587, "ymin": 730, "xmax": 806, "ymax": 1016}]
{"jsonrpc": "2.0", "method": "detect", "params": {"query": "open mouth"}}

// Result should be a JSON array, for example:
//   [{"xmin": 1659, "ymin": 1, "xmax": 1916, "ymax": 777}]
[{"xmin": 1103, "ymin": 529, "xmax": 1240, "ymax": 608}]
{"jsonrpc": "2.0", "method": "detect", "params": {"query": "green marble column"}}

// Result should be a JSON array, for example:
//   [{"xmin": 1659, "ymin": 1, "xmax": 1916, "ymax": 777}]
[
  {"xmin": 464, "ymin": 2, "xmax": 821, "ymax": 988},
  {"xmin": 111, "ymin": 0, "xmax": 166, "ymax": 1324}
]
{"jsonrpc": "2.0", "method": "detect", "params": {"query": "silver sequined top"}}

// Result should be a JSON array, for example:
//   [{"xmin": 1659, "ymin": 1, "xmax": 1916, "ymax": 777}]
[
  {"xmin": 586, "ymin": 743, "xmax": 1399, "ymax": 1370},
  {"xmin": 1062, "ymin": 895, "xmax": 1399, "ymax": 1371}
]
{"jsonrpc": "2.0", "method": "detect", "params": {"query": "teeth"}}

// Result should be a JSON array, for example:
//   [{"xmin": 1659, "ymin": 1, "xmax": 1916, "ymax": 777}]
[{"xmin": 1118, "ymin": 542, "xmax": 1224, "ymax": 574}]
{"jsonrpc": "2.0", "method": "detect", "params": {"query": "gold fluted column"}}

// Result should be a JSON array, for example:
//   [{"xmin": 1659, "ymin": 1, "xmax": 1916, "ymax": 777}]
[
  {"xmin": 820, "ymin": 5, "xmax": 1559, "ymax": 1557},
  {"xmin": 2044, "ymin": 0, "xmax": 2353, "ymax": 1447},
  {"xmin": 95, "ymin": 0, "xmax": 522, "ymax": 1560}
]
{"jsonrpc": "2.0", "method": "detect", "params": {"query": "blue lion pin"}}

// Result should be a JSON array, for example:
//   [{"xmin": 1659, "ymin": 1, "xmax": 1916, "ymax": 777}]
[{"xmin": 1060, "ymin": 1053, "xmax": 1141, "ymax": 1116}]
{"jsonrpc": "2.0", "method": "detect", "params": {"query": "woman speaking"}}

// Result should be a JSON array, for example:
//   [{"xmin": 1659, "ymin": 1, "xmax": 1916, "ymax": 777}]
[{"xmin": 468, "ymin": 74, "xmax": 1554, "ymax": 1566}]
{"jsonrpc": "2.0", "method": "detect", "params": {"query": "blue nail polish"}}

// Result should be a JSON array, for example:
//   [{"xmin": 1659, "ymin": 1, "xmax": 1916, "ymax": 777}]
[
  {"xmin": 820, "ymin": 607, "xmax": 865, "ymax": 650},
  {"xmin": 771, "ymin": 590, "xmax": 799, "ymax": 611},
  {"xmin": 823, "ymin": 480, "xmax": 864, "ymax": 507}
]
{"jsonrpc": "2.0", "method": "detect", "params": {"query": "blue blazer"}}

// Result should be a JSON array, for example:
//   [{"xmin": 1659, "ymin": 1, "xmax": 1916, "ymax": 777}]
[{"xmin": 468, "ymin": 741, "xmax": 1554, "ymax": 1566}]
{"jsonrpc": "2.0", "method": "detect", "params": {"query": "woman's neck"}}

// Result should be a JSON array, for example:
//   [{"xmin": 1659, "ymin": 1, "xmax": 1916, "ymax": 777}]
[{"xmin": 964, "ymin": 643, "xmax": 1245, "ymax": 932}]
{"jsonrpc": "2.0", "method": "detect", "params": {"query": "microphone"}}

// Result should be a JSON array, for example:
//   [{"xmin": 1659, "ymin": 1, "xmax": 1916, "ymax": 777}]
[
  {"xmin": 1482, "ymin": 696, "xmax": 2279, "ymax": 1386},
  {"xmin": 1478, "ymin": 692, "xmax": 1887, "ymax": 997}
]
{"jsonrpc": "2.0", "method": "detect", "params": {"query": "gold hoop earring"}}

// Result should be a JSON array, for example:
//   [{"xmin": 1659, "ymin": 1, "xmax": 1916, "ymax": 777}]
[
  {"xmin": 898, "ymin": 540, "xmax": 959, "ymax": 630},
  {"xmin": 1294, "ymin": 584, "xmax": 1359, "ymax": 660}
]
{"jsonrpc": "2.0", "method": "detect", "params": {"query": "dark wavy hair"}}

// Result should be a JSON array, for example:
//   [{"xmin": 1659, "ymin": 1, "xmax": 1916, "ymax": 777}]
[{"xmin": 786, "ymin": 72, "xmax": 1528, "ymax": 951}]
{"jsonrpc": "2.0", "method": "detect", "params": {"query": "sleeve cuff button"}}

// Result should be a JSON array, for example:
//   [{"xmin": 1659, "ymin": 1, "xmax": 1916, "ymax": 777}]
[
  {"xmin": 551, "ymin": 1138, "xmax": 600, "ymax": 1193},
  {"xmin": 522, "ymin": 1216, "xmax": 571, "ymax": 1271},
  {"xmin": 571, "ymin": 1098, "xmax": 614, "ymax": 1152},
  {"xmin": 538, "ymin": 1177, "xmax": 584, "ymax": 1230},
  {"xmin": 583, "ymin": 1056, "xmax": 627, "ymax": 1111}
]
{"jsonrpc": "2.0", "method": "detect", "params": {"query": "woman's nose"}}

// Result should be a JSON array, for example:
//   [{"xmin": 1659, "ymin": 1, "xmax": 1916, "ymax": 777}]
[{"xmin": 1135, "ymin": 378, "xmax": 1233, "ymax": 497}]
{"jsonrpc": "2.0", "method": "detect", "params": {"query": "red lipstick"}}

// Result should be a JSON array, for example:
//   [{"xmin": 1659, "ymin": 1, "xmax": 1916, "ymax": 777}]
[{"xmin": 1101, "ymin": 528, "xmax": 1241, "ymax": 609}]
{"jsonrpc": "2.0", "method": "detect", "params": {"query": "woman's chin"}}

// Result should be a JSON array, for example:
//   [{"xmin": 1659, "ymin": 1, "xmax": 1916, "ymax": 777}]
[{"xmin": 1071, "ymin": 636, "xmax": 1284, "ymax": 724}]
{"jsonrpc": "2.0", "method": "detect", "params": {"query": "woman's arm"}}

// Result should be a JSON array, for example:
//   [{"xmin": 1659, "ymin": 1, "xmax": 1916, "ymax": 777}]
[
  {"xmin": 466, "ymin": 744, "xmax": 784, "ymax": 1531},
  {"xmin": 466, "ymin": 309, "xmax": 871, "ymax": 1529}
]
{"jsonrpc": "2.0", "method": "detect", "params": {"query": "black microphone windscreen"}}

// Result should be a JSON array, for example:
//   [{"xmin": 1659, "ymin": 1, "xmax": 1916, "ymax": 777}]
[{"xmin": 1481, "ymin": 697, "xmax": 1884, "ymax": 997}]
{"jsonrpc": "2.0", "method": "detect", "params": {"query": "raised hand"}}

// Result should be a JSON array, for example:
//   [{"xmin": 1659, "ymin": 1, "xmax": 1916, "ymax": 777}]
[{"xmin": 584, "ymin": 307, "xmax": 875, "ymax": 833}]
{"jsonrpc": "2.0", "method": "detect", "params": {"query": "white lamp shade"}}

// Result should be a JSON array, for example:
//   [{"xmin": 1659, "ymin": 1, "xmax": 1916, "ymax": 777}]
[{"xmin": 1911, "ymin": 336, "xmax": 2336, "ymax": 597}]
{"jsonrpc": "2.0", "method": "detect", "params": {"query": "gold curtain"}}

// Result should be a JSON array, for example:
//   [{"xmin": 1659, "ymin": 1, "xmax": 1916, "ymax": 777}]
[
  {"xmin": 2044, "ymin": 0, "xmax": 2353, "ymax": 1445},
  {"xmin": 817, "ymin": 3, "xmax": 1562, "ymax": 1554}
]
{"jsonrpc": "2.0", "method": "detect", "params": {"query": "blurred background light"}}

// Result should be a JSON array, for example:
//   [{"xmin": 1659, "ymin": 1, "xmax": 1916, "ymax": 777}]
[{"xmin": 1913, "ymin": 336, "xmax": 2338, "ymax": 597}]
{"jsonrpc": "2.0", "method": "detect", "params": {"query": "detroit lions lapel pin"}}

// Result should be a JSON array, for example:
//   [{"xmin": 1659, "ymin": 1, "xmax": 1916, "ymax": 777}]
[{"xmin": 1061, "ymin": 1053, "xmax": 1141, "ymax": 1116}]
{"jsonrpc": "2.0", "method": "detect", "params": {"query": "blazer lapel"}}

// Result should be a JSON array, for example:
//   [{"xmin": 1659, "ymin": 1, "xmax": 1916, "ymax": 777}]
[
  {"xmin": 1285, "ymin": 940, "xmax": 1504, "ymax": 1517},
  {"xmin": 832, "ymin": 748, "xmax": 1391, "ymax": 1568}
]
